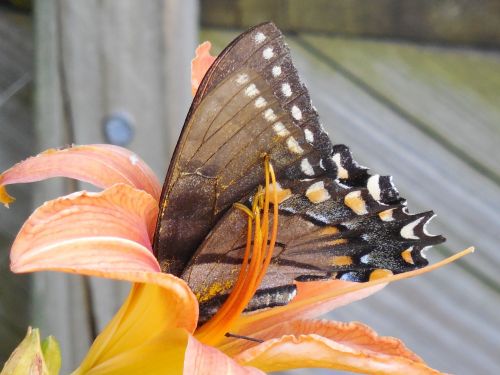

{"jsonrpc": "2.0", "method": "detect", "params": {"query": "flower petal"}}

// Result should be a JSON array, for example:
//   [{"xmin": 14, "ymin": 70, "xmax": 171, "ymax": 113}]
[
  {"xmin": 231, "ymin": 280, "xmax": 385, "ymax": 342},
  {"xmin": 0, "ymin": 144, "xmax": 161, "ymax": 203},
  {"xmin": 10, "ymin": 184, "xmax": 160, "ymax": 274},
  {"xmin": 225, "ymin": 319, "xmax": 422, "ymax": 362},
  {"xmin": 234, "ymin": 326, "xmax": 443, "ymax": 374},
  {"xmin": 191, "ymin": 41, "xmax": 216, "ymax": 96},
  {"xmin": 75, "ymin": 286, "xmax": 195, "ymax": 375},
  {"xmin": 184, "ymin": 335, "xmax": 264, "ymax": 375}
]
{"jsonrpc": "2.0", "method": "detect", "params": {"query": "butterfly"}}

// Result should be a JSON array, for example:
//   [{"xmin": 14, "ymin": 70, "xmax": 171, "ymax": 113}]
[{"xmin": 152, "ymin": 22, "xmax": 445, "ymax": 325}]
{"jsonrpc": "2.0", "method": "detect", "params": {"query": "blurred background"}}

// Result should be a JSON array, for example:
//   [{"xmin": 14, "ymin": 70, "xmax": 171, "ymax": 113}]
[{"xmin": 1, "ymin": 0, "xmax": 499, "ymax": 374}]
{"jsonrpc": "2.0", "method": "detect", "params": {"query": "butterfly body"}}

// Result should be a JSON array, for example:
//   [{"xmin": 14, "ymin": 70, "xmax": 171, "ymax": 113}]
[{"xmin": 153, "ymin": 22, "xmax": 445, "ymax": 324}]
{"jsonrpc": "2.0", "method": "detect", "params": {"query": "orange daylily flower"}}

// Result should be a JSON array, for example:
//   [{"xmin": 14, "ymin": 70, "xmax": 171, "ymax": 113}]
[{"xmin": 0, "ymin": 42, "xmax": 472, "ymax": 375}]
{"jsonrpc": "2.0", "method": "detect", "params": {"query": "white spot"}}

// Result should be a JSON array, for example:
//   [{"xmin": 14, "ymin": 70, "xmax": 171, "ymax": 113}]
[
  {"xmin": 344, "ymin": 190, "xmax": 368, "ymax": 215},
  {"xmin": 273, "ymin": 122, "xmax": 289, "ymax": 137},
  {"xmin": 360, "ymin": 254, "xmax": 371, "ymax": 264},
  {"xmin": 254, "ymin": 96, "xmax": 267, "ymax": 108},
  {"xmin": 254, "ymin": 32, "xmax": 266, "ymax": 44},
  {"xmin": 236, "ymin": 73, "xmax": 249, "ymax": 85},
  {"xmin": 367, "ymin": 175, "xmax": 381, "ymax": 201},
  {"xmin": 332, "ymin": 153, "xmax": 348, "ymax": 179},
  {"xmin": 304, "ymin": 128, "xmax": 314, "ymax": 143},
  {"xmin": 300, "ymin": 158, "xmax": 314, "ymax": 176},
  {"xmin": 272, "ymin": 65, "xmax": 282, "ymax": 77},
  {"xmin": 245, "ymin": 84, "xmax": 259, "ymax": 98},
  {"xmin": 291, "ymin": 105, "xmax": 302, "ymax": 120},
  {"xmin": 305, "ymin": 181, "xmax": 331, "ymax": 204},
  {"xmin": 263, "ymin": 108, "xmax": 277, "ymax": 122},
  {"xmin": 281, "ymin": 83, "xmax": 292, "ymax": 97},
  {"xmin": 129, "ymin": 154, "xmax": 139, "ymax": 165},
  {"xmin": 286, "ymin": 136, "xmax": 304, "ymax": 154},
  {"xmin": 263, "ymin": 47, "xmax": 274, "ymax": 60},
  {"xmin": 400, "ymin": 217, "xmax": 424, "ymax": 240},
  {"xmin": 319, "ymin": 158, "xmax": 325, "ymax": 170}
]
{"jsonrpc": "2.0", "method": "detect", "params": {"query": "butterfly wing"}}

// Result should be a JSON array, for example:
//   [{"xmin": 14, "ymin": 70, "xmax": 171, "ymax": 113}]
[
  {"xmin": 183, "ymin": 174, "xmax": 444, "ymax": 324},
  {"xmin": 154, "ymin": 23, "xmax": 339, "ymax": 275}
]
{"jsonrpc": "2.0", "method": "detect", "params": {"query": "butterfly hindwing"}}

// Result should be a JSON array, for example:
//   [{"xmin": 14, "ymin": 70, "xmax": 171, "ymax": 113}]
[{"xmin": 182, "ymin": 176, "xmax": 445, "ymax": 324}]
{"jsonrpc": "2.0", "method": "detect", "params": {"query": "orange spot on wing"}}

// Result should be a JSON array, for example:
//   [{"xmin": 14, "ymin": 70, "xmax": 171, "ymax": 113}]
[
  {"xmin": 369, "ymin": 269, "xmax": 394, "ymax": 281},
  {"xmin": 401, "ymin": 249, "xmax": 414, "ymax": 264},
  {"xmin": 330, "ymin": 255, "xmax": 352, "ymax": 266}
]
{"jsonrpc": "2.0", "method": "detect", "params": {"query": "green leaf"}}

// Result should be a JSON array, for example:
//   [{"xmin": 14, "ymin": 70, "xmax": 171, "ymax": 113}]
[{"xmin": 41, "ymin": 336, "xmax": 61, "ymax": 375}]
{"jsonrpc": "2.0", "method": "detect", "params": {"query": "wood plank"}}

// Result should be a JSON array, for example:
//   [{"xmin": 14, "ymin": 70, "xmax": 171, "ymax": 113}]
[
  {"xmin": 0, "ymin": 6, "xmax": 33, "ymax": 363},
  {"xmin": 34, "ymin": 1, "xmax": 198, "ymax": 372},
  {"xmin": 202, "ymin": 29, "xmax": 500, "ymax": 374},
  {"xmin": 299, "ymin": 35, "xmax": 500, "ymax": 183},
  {"xmin": 200, "ymin": 0, "xmax": 500, "ymax": 47}
]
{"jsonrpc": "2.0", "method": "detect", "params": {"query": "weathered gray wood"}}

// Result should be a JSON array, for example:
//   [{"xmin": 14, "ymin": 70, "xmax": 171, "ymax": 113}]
[
  {"xmin": 201, "ymin": 0, "xmax": 500, "ymax": 48},
  {"xmin": 203, "ymin": 29, "xmax": 500, "ymax": 374},
  {"xmin": 0, "ymin": 6, "xmax": 34, "ymax": 363},
  {"xmin": 35, "ymin": 0, "xmax": 198, "ymax": 372}
]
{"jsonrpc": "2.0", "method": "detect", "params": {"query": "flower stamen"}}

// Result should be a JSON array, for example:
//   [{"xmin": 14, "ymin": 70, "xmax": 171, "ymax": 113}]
[{"xmin": 195, "ymin": 157, "xmax": 279, "ymax": 346}]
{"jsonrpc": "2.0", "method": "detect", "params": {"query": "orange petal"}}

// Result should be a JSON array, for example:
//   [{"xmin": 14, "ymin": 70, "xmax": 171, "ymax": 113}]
[
  {"xmin": 184, "ymin": 335, "xmax": 264, "ymax": 375},
  {"xmin": 234, "ymin": 327, "xmax": 443, "ymax": 374},
  {"xmin": 0, "ymin": 144, "xmax": 161, "ymax": 203},
  {"xmin": 223, "ymin": 319, "xmax": 422, "ymax": 361},
  {"xmin": 10, "ymin": 184, "xmax": 160, "ymax": 274},
  {"xmin": 191, "ymin": 41, "xmax": 216, "ymax": 96}
]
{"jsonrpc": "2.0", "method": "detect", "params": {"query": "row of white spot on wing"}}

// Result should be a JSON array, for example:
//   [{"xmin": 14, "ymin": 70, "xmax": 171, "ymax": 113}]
[
  {"xmin": 367, "ymin": 175, "xmax": 381, "ymax": 201},
  {"xmin": 254, "ymin": 31, "xmax": 266, "ymax": 44},
  {"xmin": 272, "ymin": 65, "xmax": 282, "ymax": 77},
  {"xmin": 281, "ymin": 83, "xmax": 292, "ymax": 97},
  {"xmin": 286, "ymin": 136, "xmax": 304, "ymax": 154},
  {"xmin": 301, "ymin": 158, "xmax": 314, "ymax": 176},
  {"xmin": 400, "ymin": 217, "xmax": 424, "ymax": 240},
  {"xmin": 254, "ymin": 96, "xmax": 267, "ymax": 108},
  {"xmin": 304, "ymin": 128, "xmax": 314, "ymax": 143},
  {"xmin": 245, "ymin": 83, "xmax": 260, "ymax": 98},
  {"xmin": 273, "ymin": 122, "xmax": 290, "ymax": 137},
  {"xmin": 263, "ymin": 108, "xmax": 277, "ymax": 122},
  {"xmin": 332, "ymin": 153, "xmax": 348, "ymax": 179},
  {"xmin": 236, "ymin": 73, "xmax": 250, "ymax": 85}
]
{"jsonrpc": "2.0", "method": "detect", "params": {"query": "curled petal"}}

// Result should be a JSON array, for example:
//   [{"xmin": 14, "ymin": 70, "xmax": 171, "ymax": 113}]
[
  {"xmin": 10, "ymin": 184, "xmax": 160, "ymax": 274},
  {"xmin": 0, "ymin": 144, "xmax": 161, "ymax": 203},
  {"xmin": 224, "ymin": 319, "xmax": 422, "ymax": 362},
  {"xmin": 191, "ymin": 41, "xmax": 216, "ymax": 96},
  {"xmin": 184, "ymin": 335, "xmax": 264, "ymax": 375},
  {"xmin": 234, "ymin": 331, "xmax": 442, "ymax": 374}
]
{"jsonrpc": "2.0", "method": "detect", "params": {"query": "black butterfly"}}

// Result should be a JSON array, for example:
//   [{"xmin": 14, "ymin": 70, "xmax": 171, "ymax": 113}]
[{"xmin": 152, "ymin": 22, "xmax": 445, "ymax": 324}]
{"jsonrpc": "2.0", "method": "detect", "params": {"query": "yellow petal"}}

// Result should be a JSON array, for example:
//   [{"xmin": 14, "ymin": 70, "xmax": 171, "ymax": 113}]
[
  {"xmin": 184, "ymin": 335, "xmax": 264, "ymax": 375},
  {"xmin": 10, "ymin": 184, "xmax": 160, "ymax": 275},
  {"xmin": 0, "ymin": 144, "xmax": 161, "ymax": 203},
  {"xmin": 76, "ymin": 284, "xmax": 193, "ymax": 374},
  {"xmin": 191, "ymin": 41, "xmax": 216, "ymax": 96},
  {"xmin": 234, "ymin": 329, "xmax": 443, "ymax": 374}
]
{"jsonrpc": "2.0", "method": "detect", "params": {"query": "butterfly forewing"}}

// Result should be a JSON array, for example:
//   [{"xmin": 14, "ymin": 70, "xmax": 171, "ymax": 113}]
[{"xmin": 154, "ymin": 23, "xmax": 333, "ymax": 275}]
